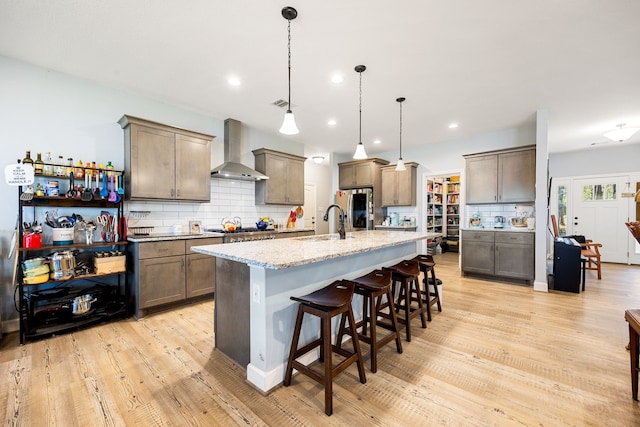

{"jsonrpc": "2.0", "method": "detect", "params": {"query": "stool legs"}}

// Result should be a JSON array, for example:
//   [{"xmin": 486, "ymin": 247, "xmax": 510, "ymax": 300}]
[
  {"xmin": 422, "ymin": 266, "xmax": 442, "ymax": 321},
  {"xmin": 284, "ymin": 300, "xmax": 366, "ymax": 416},
  {"xmin": 629, "ymin": 321, "xmax": 639, "ymax": 400},
  {"xmin": 393, "ymin": 274, "xmax": 427, "ymax": 342}
]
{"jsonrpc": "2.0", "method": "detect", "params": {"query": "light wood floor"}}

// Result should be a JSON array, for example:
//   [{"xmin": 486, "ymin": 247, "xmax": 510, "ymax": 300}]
[{"xmin": 2, "ymin": 253, "xmax": 640, "ymax": 426}]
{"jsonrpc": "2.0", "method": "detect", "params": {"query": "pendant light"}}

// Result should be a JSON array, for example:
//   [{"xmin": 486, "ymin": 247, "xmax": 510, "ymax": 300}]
[
  {"xmin": 353, "ymin": 65, "xmax": 368, "ymax": 159},
  {"xmin": 395, "ymin": 97, "xmax": 406, "ymax": 171},
  {"xmin": 279, "ymin": 6, "xmax": 299, "ymax": 135}
]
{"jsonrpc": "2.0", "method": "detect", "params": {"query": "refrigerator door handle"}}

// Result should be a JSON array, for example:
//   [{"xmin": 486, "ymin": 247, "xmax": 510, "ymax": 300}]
[{"xmin": 346, "ymin": 193, "xmax": 353, "ymax": 231}]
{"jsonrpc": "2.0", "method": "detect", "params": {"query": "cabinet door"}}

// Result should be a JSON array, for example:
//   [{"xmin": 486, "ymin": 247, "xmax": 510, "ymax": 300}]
[
  {"xmin": 380, "ymin": 168, "xmax": 397, "ymax": 206},
  {"xmin": 139, "ymin": 255, "xmax": 186, "ymax": 308},
  {"xmin": 495, "ymin": 243, "xmax": 534, "ymax": 279},
  {"xmin": 186, "ymin": 254, "xmax": 215, "ymax": 297},
  {"xmin": 461, "ymin": 241, "xmax": 494, "ymax": 275},
  {"xmin": 286, "ymin": 158, "xmax": 305, "ymax": 205},
  {"xmin": 498, "ymin": 149, "xmax": 535, "ymax": 203},
  {"xmin": 339, "ymin": 164, "xmax": 355, "ymax": 189},
  {"xmin": 395, "ymin": 168, "xmax": 416, "ymax": 206},
  {"xmin": 175, "ymin": 133, "xmax": 211, "ymax": 201},
  {"xmin": 130, "ymin": 124, "xmax": 175, "ymax": 199},
  {"xmin": 354, "ymin": 163, "xmax": 373, "ymax": 187},
  {"xmin": 264, "ymin": 154, "xmax": 287, "ymax": 203},
  {"xmin": 466, "ymin": 155, "xmax": 498, "ymax": 204}
]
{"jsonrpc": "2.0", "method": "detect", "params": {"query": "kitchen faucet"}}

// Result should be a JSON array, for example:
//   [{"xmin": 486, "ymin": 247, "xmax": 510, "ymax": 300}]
[{"xmin": 323, "ymin": 204, "xmax": 346, "ymax": 240}]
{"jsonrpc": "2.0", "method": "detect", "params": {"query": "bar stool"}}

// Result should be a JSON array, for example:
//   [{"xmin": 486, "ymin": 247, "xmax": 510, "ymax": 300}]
[
  {"xmin": 283, "ymin": 280, "xmax": 366, "ymax": 416},
  {"xmin": 338, "ymin": 269, "xmax": 403, "ymax": 373},
  {"xmin": 410, "ymin": 254, "xmax": 442, "ymax": 321},
  {"xmin": 383, "ymin": 260, "xmax": 427, "ymax": 342}
]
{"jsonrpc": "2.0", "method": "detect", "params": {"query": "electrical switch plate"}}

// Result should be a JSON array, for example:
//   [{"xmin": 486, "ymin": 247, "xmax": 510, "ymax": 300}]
[{"xmin": 253, "ymin": 284, "xmax": 260, "ymax": 303}]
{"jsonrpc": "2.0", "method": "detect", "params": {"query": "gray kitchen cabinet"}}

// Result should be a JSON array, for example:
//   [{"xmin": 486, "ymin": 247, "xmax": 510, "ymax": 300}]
[
  {"xmin": 494, "ymin": 232, "xmax": 534, "ymax": 280},
  {"xmin": 338, "ymin": 158, "xmax": 389, "ymax": 189},
  {"xmin": 461, "ymin": 230, "xmax": 495, "ymax": 275},
  {"xmin": 461, "ymin": 230, "xmax": 534, "ymax": 283},
  {"xmin": 253, "ymin": 148, "xmax": 306, "ymax": 205},
  {"xmin": 464, "ymin": 145, "xmax": 535, "ymax": 204},
  {"xmin": 129, "ymin": 236, "xmax": 222, "ymax": 317},
  {"xmin": 381, "ymin": 162, "xmax": 418, "ymax": 206},
  {"xmin": 119, "ymin": 115, "xmax": 214, "ymax": 202}
]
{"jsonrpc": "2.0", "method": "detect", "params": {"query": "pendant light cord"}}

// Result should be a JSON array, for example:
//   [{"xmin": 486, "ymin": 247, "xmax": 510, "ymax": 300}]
[
  {"xmin": 287, "ymin": 19, "xmax": 292, "ymax": 109},
  {"xmin": 399, "ymin": 100, "xmax": 403, "ymax": 159},
  {"xmin": 358, "ymin": 70, "xmax": 362, "ymax": 144}
]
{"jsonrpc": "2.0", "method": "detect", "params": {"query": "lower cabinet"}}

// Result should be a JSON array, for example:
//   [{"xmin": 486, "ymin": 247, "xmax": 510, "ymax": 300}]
[
  {"xmin": 461, "ymin": 230, "xmax": 534, "ymax": 283},
  {"xmin": 129, "ymin": 237, "xmax": 222, "ymax": 317}
]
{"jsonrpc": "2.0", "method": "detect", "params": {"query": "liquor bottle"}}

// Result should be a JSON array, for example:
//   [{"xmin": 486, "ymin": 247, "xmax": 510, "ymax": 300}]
[
  {"xmin": 22, "ymin": 150, "xmax": 33, "ymax": 166},
  {"xmin": 34, "ymin": 152, "xmax": 44, "ymax": 175},
  {"xmin": 43, "ymin": 152, "xmax": 54, "ymax": 175}
]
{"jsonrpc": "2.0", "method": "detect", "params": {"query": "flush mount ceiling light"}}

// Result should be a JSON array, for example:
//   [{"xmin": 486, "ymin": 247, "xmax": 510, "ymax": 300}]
[
  {"xmin": 279, "ymin": 6, "xmax": 299, "ymax": 135},
  {"xmin": 603, "ymin": 123, "xmax": 639, "ymax": 142},
  {"xmin": 312, "ymin": 156, "xmax": 325, "ymax": 164},
  {"xmin": 395, "ymin": 97, "xmax": 406, "ymax": 172},
  {"xmin": 353, "ymin": 65, "xmax": 368, "ymax": 159}
]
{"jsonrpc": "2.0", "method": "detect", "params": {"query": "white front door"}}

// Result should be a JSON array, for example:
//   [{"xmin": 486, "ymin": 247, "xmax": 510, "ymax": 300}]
[
  {"xmin": 303, "ymin": 184, "xmax": 316, "ymax": 231},
  {"xmin": 571, "ymin": 176, "xmax": 630, "ymax": 263}
]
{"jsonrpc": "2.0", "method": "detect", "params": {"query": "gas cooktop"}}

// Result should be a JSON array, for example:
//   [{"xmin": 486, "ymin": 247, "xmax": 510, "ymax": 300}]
[{"xmin": 205, "ymin": 227, "xmax": 274, "ymax": 234}]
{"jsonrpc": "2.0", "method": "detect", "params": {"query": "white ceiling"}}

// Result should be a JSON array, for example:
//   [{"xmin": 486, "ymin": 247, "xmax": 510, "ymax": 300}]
[{"xmin": 1, "ymin": 0, "xmax": 640, "ymax": 157}]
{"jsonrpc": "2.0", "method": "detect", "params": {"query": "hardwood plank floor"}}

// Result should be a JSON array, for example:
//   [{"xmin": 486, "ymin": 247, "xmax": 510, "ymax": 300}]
[{"xmin": 2, "ymin": 253, "xmax": 640, "ymax": 426}]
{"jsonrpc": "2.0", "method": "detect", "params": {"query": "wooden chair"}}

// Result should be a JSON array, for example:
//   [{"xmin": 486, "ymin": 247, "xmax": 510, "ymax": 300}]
[
  {"xmin": 551, "ymin": 214, "xmax": 603, "ymax": 280},
  {"xmin": 626, "ymin": 221, "xmax": 640, "ymax": 245}
]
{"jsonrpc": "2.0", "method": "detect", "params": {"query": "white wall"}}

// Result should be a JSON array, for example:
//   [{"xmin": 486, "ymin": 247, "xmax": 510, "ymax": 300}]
[
  {"xmin": 549, "ymin": 143, "xmax": 640, "ymax": 178},
  {"xmin": 0, "ymin": 55, "xmax": 312, "ymax": 332}
]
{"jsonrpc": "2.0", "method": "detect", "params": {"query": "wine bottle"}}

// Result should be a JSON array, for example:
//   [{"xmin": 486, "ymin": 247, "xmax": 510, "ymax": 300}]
[
  {"xmin": 34, "ymin": 152, "xmax": 44, "ymax": 175},
  {"xmin": 22, "ymin": 150, "xmax": 33, "ymax": 165}
]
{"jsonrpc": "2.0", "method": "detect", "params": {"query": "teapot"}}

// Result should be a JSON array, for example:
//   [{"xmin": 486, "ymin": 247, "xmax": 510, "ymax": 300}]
[
  {"xmin": 256, "ymin": 219, "xmax": 269, "ymax": 230},
  {"xmin": 221, "ymin": 217, "xmax": 237, "ymax": 232}
]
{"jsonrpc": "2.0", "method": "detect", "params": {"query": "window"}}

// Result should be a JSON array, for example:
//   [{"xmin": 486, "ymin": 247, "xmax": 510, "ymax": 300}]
[
  {"xmin": 582, "ymin": 184, "xmax": 617, "ymax": 201},
  {"xmin": 557, "ymin": 185, "xmax": 567, "ymax": 236}
]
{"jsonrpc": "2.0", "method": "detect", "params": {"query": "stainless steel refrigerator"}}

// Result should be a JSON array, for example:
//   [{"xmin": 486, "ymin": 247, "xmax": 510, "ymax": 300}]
[{"xmin": 335, "ymin": 188, "xmax": 381, "ymax": 231}]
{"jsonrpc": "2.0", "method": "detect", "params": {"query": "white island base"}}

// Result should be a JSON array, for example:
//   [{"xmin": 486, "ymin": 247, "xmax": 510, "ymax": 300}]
[{"xmin": 191, "ymin": 231, "xmax": 437, "ymax": 393}]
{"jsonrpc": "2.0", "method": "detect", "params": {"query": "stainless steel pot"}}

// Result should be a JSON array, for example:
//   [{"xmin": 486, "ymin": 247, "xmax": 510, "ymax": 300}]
[
  {"xmin": 51, "ymin": 251, "xmax": 76, "ymax": 280},
  {"xmin": 71, "ymin": 294, "xmax": 96, "ymax": 315}
]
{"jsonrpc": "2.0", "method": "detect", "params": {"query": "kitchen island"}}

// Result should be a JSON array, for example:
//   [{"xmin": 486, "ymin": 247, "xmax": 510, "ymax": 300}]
[{"xmin": 191, "ymin": 230, "xmax": 438, "ymax": 393}]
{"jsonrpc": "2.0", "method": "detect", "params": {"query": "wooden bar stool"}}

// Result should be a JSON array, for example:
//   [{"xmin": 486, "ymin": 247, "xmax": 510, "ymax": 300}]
[
  {"xmin": 338, "ymin": 269, "xmax": 403, "ymax": 373},
  {"xmin": 283, "ymin": 280, "xmax": 366, "ymax": 416},
  {"xmin": 383, "ymin": 260, "xmax": 427, "ymax": 342},
  {"xmin": 410, "ymin": 254, "xmax": 442, "ymax": 321}
]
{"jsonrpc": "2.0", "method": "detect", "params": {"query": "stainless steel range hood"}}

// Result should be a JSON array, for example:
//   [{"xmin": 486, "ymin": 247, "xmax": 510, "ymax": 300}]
[{"xmin": 211, "ymin": 118, "xmax": 269, "ymax": 181}]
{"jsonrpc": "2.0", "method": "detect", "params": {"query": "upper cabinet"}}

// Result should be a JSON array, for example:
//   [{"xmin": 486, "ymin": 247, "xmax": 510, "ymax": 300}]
[
  {"xmin": 253, "ymin": 148, "xmax": 306, "ymax": 205},
  {"xmin": 464, "ymin": 146, "xmax": 536, "ymax": 204},
  {"xmin": 119, "ymin": 115, "xmax": 214, "ymax": 202},
  {"xmin": 381, "ymin": 162, "xmax": 418, "ymax": 206},
  {"xmin": 338, "ymin": 158, "xmax": 389, "ymax": 189}
]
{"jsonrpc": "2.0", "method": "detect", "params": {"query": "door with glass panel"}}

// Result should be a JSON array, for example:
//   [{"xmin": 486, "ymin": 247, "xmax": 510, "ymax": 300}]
[{"xmin": 571, "ymin": 176, "xmax": 629, "ymax": 263}]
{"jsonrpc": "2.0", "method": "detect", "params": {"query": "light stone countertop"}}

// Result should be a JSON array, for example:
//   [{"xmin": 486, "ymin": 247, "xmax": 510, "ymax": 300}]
[
  {"xmin": 191, "ymin": 230, "xmax": 438, "ymax": 270},
  {"xmin": 127, "ymin": 232, "xmax": 225, "ymax": 243},
  {"xmin": 461, "ymin": 227, "xmax": 534, "ymax": 233}
]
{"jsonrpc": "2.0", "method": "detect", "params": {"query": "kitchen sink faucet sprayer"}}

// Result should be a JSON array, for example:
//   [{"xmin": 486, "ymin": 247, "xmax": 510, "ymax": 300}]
[{"xmin": 323, "ymin": 204, "xmax": 346, "ymax": 240}]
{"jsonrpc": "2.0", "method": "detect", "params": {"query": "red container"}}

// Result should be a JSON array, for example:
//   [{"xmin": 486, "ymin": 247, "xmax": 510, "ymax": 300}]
[{"xmin": 23, "ymin": 233, "xmax": 42, "ymax": 249}]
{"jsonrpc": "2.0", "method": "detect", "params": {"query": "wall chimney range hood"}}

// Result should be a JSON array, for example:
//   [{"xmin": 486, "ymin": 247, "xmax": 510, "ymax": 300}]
[{"xmin": 211, "ymin": 118, "xmax": 269, "ymax": 181}]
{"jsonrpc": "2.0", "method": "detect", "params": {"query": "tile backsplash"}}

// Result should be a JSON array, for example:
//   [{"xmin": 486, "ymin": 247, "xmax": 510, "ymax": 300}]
[
  {"xmin": 465, "ymin": 204, "xmax": 535, "ymax": 229},
  {"xmin": 125, "ymin": 180, "xmax": 301, "ymax": 234}
]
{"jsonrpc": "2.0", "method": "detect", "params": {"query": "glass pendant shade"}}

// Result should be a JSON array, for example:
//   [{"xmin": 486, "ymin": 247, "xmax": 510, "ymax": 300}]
[
  {"xmin": 353, "ymin": 142, "xmax": 367, "ymax": 159},
  {"xmin": 603, "ymin": 124, "xmax": 639, "ymax": 142},
  {"xmin": 395, "ymin": 158, "xmax": 406, "ymax": 171},
  {"xmin": 280, "ymin": 110, "xmax": 299, "ymax": 135}
]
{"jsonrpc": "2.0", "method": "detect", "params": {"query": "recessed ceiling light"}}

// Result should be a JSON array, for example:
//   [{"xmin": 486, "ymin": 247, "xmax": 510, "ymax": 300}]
[
  {"xmin": 327, "ymin": 119, "xmax": 337, "ymax": 126},
  {"xmin": 228, "ymin": 76, "xmax": 241, "ymax": 86},
  {"xmin": 373, "ymin": 139, "xmax": 381, "ymax": 144},
  {"xmin": 448, "ymin": 123, "xmax": 459, "ymax": 129},
  {"xmin": 331, "ymin": 74, "xmax": 344, "ymax": 84}
]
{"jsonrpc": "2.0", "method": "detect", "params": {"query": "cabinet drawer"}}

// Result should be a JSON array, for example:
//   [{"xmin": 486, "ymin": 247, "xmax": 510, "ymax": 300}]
[
  {"xmin": 495, "ymin": 232, "xmax": 533, "ymax": 245},
  {"xmin": 138, "ymin": 240, "xmax": 185, "ymax": 259},
  {"xmin": 186, "ymin": 237, "xmax": 223, "ymax": 252},
  {"xmin": 461, "ymin": 230, "xmax": 494, "ymax": 243}
]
